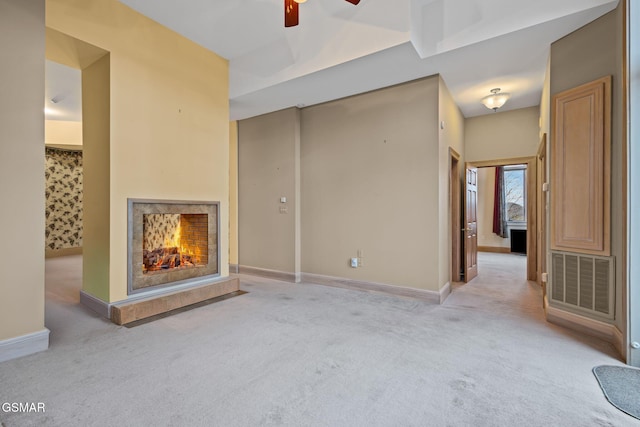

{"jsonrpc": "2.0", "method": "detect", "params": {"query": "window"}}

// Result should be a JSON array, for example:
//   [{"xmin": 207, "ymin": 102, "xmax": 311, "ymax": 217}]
[{"xmin": 503, "ymin": 166, "xmax": 526, "ymax": 222}]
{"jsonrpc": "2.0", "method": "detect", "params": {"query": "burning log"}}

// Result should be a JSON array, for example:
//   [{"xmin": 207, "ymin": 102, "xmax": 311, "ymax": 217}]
[
  {"xmin": 143, "ymin": 247, "xmax": 198, "ymax": 272},
  {"xmin": 181, "ymin": 254, "xmax": 194, "ymax": 266}
]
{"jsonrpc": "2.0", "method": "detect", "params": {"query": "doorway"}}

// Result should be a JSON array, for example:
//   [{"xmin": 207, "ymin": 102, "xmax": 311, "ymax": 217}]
[
  {"xmin": 45, "ymin": 60, "xmax": 83, "ymax": 258},
  {"xmin": 458, "ymin": 157, "xmax": 538, "ymax": 283},
  {"xmin": 45, "ymin": 27, "xmax": 111, "ymax": 311}
]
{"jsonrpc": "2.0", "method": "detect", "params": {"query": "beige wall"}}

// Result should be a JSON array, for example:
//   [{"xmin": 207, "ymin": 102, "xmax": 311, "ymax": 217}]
[
  {"xmin": 301, "ymin": 77, "xmax": 441, "ymax": 291},
  {"xmin": 82, "ymin": 53, "xmax": 111, "ymax": 301},
  {"xmin": 48, "ymin": 0, "xmax": 230, "ymax": 302},
  {"xmin": 229, "ymin": 121, "xmax": 239, "ymax": 266},
  {"xmin": 477, "ymin": 168, "xmax": 510, "ymax": 249},
  {"xmin": 237, "ymin": 77, "xmax": 459, "ymax": 292},
  {"xmin": 45, "ymin": 120, "xmax": 82, "ymax": 146},
  {"xmin": 438, "ymin": 77, "xmax": 465, "ymax": 286},
  {"xmin": 238, "ymin": 108, "xmax": 299, "ymax": 274},
  {"xmin": 465, "ymin": 107, "xmax": 540, "ymax": 162},
  {"xmin": 550, "ymin": 7, "xmax": 625, "ymax": 330},
  {"xmin": 0, "ymin": 0, "xmax": 46, "ymax": 340}
]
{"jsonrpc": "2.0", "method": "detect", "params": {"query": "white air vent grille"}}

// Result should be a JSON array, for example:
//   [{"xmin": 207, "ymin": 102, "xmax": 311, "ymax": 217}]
[{"xmin": 550, "ymin": 251, "xmax": 614, "ymax": 319}]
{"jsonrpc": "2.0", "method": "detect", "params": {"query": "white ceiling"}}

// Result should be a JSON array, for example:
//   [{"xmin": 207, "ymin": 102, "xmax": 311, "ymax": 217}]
[
  {"xmin": 45, "ymin": 61, "xmax": 82, "ymax": 121},
  {"xmin": 45, "ymin": 0, "xmax": 619, "ymax": 121}
]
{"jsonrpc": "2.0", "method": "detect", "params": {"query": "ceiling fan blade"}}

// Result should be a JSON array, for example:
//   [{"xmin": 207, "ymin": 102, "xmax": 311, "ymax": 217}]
[
  {"xmin": 285, "ymin": 0, "xmax": 299, "ymax": 27},
  {"xmin": 344, "ymin": 0, "xmax": 360, "ymax": 4}
]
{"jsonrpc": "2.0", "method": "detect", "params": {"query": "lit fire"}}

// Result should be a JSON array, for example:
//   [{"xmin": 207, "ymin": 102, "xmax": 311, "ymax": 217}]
[{"xmin": 143, "ymin": 222, "xmax": 198, "ymax": 273}]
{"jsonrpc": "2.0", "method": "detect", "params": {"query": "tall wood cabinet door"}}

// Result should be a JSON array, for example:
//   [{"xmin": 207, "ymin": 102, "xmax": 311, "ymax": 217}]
[{"xmin": 551, "ymin": 76, "xmax": 611, "ymax": 256}]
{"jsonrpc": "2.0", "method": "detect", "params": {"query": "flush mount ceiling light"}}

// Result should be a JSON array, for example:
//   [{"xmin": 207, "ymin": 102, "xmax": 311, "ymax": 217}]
[
  {"xmin": 50, "ymin": 94, "xmax": 66, "ymax": 104},
  {"xmin": 481, "ymin": 88, "xmax": 511, "ymax": 112},
  {"xmin": 285, "ymin": 0, "xmax": 360, "ymax": 27}
]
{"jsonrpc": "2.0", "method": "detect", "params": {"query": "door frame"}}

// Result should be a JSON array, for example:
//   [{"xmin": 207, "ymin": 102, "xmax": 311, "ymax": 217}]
[
  {"xmin": 627, "ymin": 0, "xmax": 638, "ymax": 366},
  {"xmin": 467, "ymin": 156, "xmax": 537, "ymax": 282},
  {"xmin": 536, "ymin": 133, "xmax": 549, "ymax": 307},
  {"xmin": 536, "ymin": 135, "xmax": 547, "ymax": 288},
  {"xmin": 450, "ymin": 148, "xmax": 462, "ymax": 282}
]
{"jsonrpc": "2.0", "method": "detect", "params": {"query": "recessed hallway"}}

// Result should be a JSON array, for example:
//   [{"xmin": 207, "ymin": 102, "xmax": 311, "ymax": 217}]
[{"xmin": 0, "ymin": 253, "xmax": 635, "ymax": 426}]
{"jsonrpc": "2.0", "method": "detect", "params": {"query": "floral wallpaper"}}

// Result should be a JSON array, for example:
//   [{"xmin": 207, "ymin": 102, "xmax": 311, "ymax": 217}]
[
  {"xmin": 45, "ymin": 147, "xmax": 83, "ymax": 250},
  {"xmin": 143, "ymin": 214, "xmax": 181, "ymax": 250}
]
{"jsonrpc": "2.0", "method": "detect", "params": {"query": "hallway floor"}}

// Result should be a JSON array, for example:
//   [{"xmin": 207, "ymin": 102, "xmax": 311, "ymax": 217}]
[{"xmin": 0, "ymin": 253, "xmax": 636, "ymax": 426}]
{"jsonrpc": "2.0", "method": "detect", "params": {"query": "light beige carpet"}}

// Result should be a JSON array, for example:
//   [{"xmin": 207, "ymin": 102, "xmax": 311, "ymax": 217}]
[{"xmin": 0, "ymin": 253, "xmax": 635, "ymax": 426}]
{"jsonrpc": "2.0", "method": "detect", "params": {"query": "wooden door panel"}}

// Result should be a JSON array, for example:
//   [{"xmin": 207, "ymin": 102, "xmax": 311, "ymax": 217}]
[{"xmin": 464, "ymin": 165, "xmax": 478, "ymax": 282}]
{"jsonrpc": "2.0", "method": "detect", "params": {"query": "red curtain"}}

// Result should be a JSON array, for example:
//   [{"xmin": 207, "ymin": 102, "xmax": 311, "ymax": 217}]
[{"xmin": 493, "ymin": 166, "xmax": 507, "ymax": 238}]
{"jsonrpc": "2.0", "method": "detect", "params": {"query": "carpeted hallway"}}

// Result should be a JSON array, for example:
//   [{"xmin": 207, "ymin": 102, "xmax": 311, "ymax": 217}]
[{"xmin": 0, "ymin": 252, "xmax": 636, "ymax": 426}]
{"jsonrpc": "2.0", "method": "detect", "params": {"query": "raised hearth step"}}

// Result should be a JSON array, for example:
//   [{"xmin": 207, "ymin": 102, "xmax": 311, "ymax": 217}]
[{"xmin": 111, "ymin": 277, "xmax": 239, "ymax": 325}]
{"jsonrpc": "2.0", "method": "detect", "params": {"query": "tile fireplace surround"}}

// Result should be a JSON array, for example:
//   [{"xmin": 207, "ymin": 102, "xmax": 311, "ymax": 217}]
[
  {"xmin": 98, "ymin": 199, "xmax": 240, "ymax": 326},
  {"xmin": 128, "ymin": 199, "xmax": 220, "ymax": 295}
]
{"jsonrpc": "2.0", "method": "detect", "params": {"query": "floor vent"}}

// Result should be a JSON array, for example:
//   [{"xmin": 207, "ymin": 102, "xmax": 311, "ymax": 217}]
[{"xmin": 550, "ymin": 251, "xmax": 614, "ymax": 319}]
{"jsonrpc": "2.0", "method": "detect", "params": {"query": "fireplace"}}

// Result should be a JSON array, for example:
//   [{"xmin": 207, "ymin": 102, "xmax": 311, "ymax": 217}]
[{"xmin": 128, "ymin": 199, "xmax": 219, "ymax": 294}]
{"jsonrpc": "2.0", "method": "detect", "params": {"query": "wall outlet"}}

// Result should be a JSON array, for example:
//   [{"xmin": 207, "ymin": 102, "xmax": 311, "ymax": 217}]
[
  {"xmin": 541, "ymin": 272, "xmax": 548, "ymax": 283},
  {"xmin": 350, "ymin": 258, "xmax": 359, "ymax": 268}
]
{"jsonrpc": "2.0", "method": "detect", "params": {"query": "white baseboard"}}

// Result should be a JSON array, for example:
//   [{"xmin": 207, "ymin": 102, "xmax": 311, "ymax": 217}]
[
  {"xmin": 439, "ymin": 282, "xmax": 451, "ymax": 304},
  {"xmin": 238, "ymin": 265, "xmax": 297, "ymax": 283},
  {"xmin": 237, "ymin": 266, "xmax": 448, "ymax": 304},
  {"xmin": 613, "ymin": 324, "xmax": 625, "ymax": 359},
  {"xmin": 301, "ymin": 272, "xmax": 441, "ymax": 304},
  {"xmin": 80, "ymin": 290, "xmax": 111, "ymax": 319},
  {"xmin": 0, "ymin": 329, "xmax": 50, "ymax": 363},
  {"xmin": 544, "ymin": 297, "xmax": 624, "ymax": 356},
  {"xmin": 229, "ymin": 264, "xmax": 239, "ymax": 274}
]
